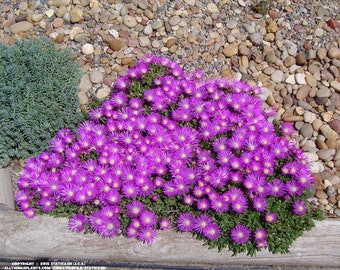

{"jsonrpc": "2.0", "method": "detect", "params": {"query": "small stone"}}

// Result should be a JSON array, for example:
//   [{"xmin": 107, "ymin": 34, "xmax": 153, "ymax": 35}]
[
  {"xmin": 313, "ymin": 173, "xmax": 325, "ymax": 190},
  {"xmin": 303, "ymin": 111, "xmax": 317, "ymax": 123},
  {"xmin": 321, "ymin": 111, "xmax": 333, "ymax": 122},
  {"xmin": 31, "ymin": 14, "xmax": 43, "ymax": 23},
  {"xmin": 15, "ymin": 14, "xmax": 28, "ymax": 23},
  {"xmin": 335, "ymin": 209, "xmax": 340, "ymax": 217},
  {"xmin": 285, "ymin": 74, "xmax": 296, "ymax": 84},
  {"xmin": 305, "ymin": 74, "xmax": 317, "ymax": 87},
  {"xmin": 45, "ymin": 9, "xmax": 55, "ymax": 18},
  {"xmin": 293, "ymin": 24, "xmax": 306, "ymax": 33},
  {"xmin": 270, "ymin": 70, "xmax": 284, "ymax": 83},
  {"xmin": 326, "ymin": 186, "xmax": 336, "ymax": 197},
  {"xmin": 143, "ymin": 24, "xmax": 153, "ymax": 35},
  {"xmin": 123, "ymin": 15, "xmax": 137, "ymax": 28},
  {"xmin": 53, "ymin": 18, "xmax": 64, "ymax": 28},
  {"xmin": 314, "ymin": 28, "xmax": 324, "ymax": 37},
  {"xmin": 330, "ymin": 81, "xmax": 340, "ymax": 93},
  {"xmin": 316, "ymin": 86, "xmax": 331, "ymax": 98},
  {"xmin": 96, "ymin": 85, "xmax": 111, "ymax": 99},
  {"xmin": 283, "ymin": 40, "xmax": 298, "ymax": 56},
  {"xmin": 109, "ymin": 39, "xmax": 122, "ymax": 51},
  {"xmin": 82, "ymin": 44, "xmax": 94, "ymax": 55},
  {"xmin": 226, "ymin": 20, "xmax": 238, "ymax": 29},
  {"xmin": 300, "ymin": 123, "xmax": 314, "ymax": 139},
  {"xmin": 320, "ymin": 125, "xmax": 340, "ymax": 140},
  {"xmin": 169, "ymin": 16, "xmax": 181, "ymax": 26},
  {"xmin": 295, "ymin": 73, "xmax": 306, "ymax": 85},
  {"xmin": 284, "ymin": 56, "xmax": 296, "ymax": 67},
  {"xmin": 306, "ymin": 50, "xmax": 317, "ymax": 60},
  {"xmin": 223, "ymin": 43, "xmax": 238, "ymax": 57},
  {"xmin": 9, "ymin": 21, "xmax": 33, "ymax": 34},
  {"xmin": 249, "ymin": 32, "xmax": 263, "ymax": 46},
  {"xmin": 207, "ymin": 3, "xmax": 219, "ymax": 13},
  {"xmin": 317, "ymin": 48, "xmax": 327, "ymax": 60},
  {"xmin": 328, "ymin": 47, "xmax": 340, "ymax": 59},
  {"xmin": 139, "ymin": 36, "xmax": 150, "ymax": 47},
  {"xmin": 296, "ymin": 85, "xmax": 310, "ymax": 100},
  {"xmin": 266, "ymin": 21, "xmax": 279, "ymax": 33},
  {"xmin": 315, "ymin": 190, "xmax": 328, "ymax": 199},
  {"xmin": 327, "ymin": 18, "xmax": 340, "ymax": 29},
  {"xmin": 329, "ymin": 119, "xmax": 340, "ymax": 133},
  {"xmin": 90, "ymin": 70, "xmax": 104, "ymax": 84},
  {"xmin": 312, "ymin": 119, "xmax": 323, "ymax": 131},
  {"xmin": 70, "ymin": 6, "xmax": 83, "ymax": 23},
  {"xmin": 151, "ymin": 20, "xmax": 163, "ymax": 29},
  {"xmin": 78, "ymin": 74, "xmax": 92, "ymax": 93},
  {"xmin": 53, "ymin": 0, "xmax": 71, "ymax": 7},
  {"xmin": 317, "ymin": 149, "xmax": 336, "ymax": 161},
  {"xmin": 318, "ymin": 198, "xmax": 328, "ymax": 206},
  {"xmin": 296, "ymin": 52, "xmax": 307, "ymax": 65}
]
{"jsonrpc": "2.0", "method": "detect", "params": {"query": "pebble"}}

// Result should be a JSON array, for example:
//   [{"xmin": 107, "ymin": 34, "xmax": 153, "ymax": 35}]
[
  {"xmin": 70, "ymin": 6, "xmax": 83, "ymax": 23},
  {"xmin": 328, "ymin": 48, "xmax": 340, "ymax": 59},
  {"xmin": 303, "ymin": 111, "xmax": 317, "ymax": 123},
  {"xmin": 295, "ymin": 73, "xmax": 306, "ymax": 85},
  {"xmin": 90, "ymin": 70, "xmax": 104, "ymax": 84},
  {"xmin": 249, "ymin": 32, "xmax": 263, "ymax": 46},
  {"xmin": 9, "ymin": 21, "xmax": 33, "ymax": 34},
  {"xmin": 207, "ymin": 3, "xmax": 219, "ymax": 13},
  {"xmin": 317, "ymin": 149, "xmax": 336, "ymax": 161},
  {"xmin": 123, "ymin": 15, "xmax": 137, "ymax": 28},
  {"xmin": 300, "ymin": 123, "xmax": 314, "ymax": 139},
  {"xmin": 223, "ymin": 43, "xmax": 238, "ymax": 57},
  {"xmin": 81, "ymin": 44, "xmax": 94, "ymax": 55}
]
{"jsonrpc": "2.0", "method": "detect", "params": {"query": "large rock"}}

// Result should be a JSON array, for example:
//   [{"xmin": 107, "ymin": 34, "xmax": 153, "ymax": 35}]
[{"xmin": 9, "ymin": 21, "xmax": 33, "ymax": 34}]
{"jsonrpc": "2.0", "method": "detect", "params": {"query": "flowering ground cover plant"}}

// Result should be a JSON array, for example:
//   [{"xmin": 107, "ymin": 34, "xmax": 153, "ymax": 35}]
[{"xmin": 16, "ymin": 54, "xmax": 322, "ymax": 256}]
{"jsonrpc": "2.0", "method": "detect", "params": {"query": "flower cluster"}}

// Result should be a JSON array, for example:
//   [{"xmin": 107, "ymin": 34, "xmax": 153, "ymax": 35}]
[{"xmin": 16, "ymin": 54, "xmax": 321, "ymax": 256}]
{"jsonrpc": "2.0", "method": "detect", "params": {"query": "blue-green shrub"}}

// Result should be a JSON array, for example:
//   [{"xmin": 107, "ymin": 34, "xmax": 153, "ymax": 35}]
[{"xmin": 0, "ymin": 37, "xmax": 83, "ymax": 167}]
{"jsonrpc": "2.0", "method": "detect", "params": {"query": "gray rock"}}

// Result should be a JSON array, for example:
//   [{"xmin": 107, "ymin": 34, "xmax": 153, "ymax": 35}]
[
  {"xmin": 271, "ymin": 70, "xmax": 284, "ymax": 83},
  {"xmin": 316, "ymin": 86, "xmax": 331, "ymax": 98},
  {"xmin": 90, "ymin": 70, "xmax": 104, "ymax": 84},
  {"xmin": 249, "ymin": 33, "xmax": 263, "ymax": 46},
  {"xmin": 283, "ymin": 39, "xmax": 298, "ymax": 56},
  {"xmin": 300, "ymin": 123, "xmax": 314, "ymax": 139},
  {"xmin": 317, "ymin": 149, "xmax": 336, "ymax": 161},
  {"xmin": 303, "ymin": 111, "xmax": 317, "ymax": 123},
  {"xmin": 226, "ymin": 20, "xmax": 238, "ymax": 29}
]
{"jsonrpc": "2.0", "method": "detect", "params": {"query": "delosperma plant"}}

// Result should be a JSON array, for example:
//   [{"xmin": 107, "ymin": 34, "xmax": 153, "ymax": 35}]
[{"xmin": 16, "ymin": 54, "xmax": 322, "ymax": 256}]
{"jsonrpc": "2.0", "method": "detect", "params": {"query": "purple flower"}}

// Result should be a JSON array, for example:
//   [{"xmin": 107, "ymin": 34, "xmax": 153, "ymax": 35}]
[
  {"xmin": 126, "ymin": 224, "xmax": 138, "ymax": 239},
  {"xmin": 197, "ymin": 198, "xmax": 211, "ymax": 211},
  {"xmin": 159, "ymin": 218, "xmax": 172, "ymax": 230},
  {"xmin": 97, "ymin": 217, "xmax": 121, "ymax": 238},
  {"xmin": 266, "ymin": 179, "xmax": 285, "ymax": 197},
  {"xmin": 203, "ymin": 223, "xmax": 221, "ymax": 240},
  {"xmin": 140, "ymin": 210, "xmax": 157, "ymax": 227},
  {"xmin": 126, "ymin": 201, "xmax": 145, "ymax": 218},
  {"xmin": 38, "ymin": 197, "xmax": 56, "ymax": 212},
  {"xmin": 252, "ymin": 197, "xmax": 267, "ymax": 212},
  {"xmin": 69, "ymin": 214, "xmax": 88, "ymax": 233},
  {"xmin": 265, "ymin": 213, "xmax": 277, "ymax": 224},
  {"xmin": 138, "ymin": 226, "xmax": 157, "ymax": 245},
  {"xmin": 193, "ymin": 214, "xmax": 213, "ymax": 234},
  {"xmin": 293, "ymin": 201, "xmax": 308, "ymax": 216},
  {"xmin": 254, "ymin": 228, "xmax": 267, "ymax": 241},
  {"xmin": 231, "ymin": 224, "xmax": 251, "ymax": 244},
  {"xmin": 177, "ymin": 212, "xmax": 195, "ymax": 232},
  {"xmin": 23, "ymin": 208, "xmax": 37, "ymax": 219}
]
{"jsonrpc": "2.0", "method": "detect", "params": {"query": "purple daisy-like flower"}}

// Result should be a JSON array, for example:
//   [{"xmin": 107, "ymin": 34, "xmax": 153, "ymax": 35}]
[
  {"xmin": 159, "ymin": 218, "xmax": 172, "ymax": 230},
  {"xmin": 140, "ymin": 210, "xmax": 157, "ymax": 227},
  {"xmin": 252, "ymin": 197, "xmax": 267, "ymax": 212},
  {"xmin": 256, "ymin": 240, "xmax": 268, "ymax": 249},
  {"xmin": 254, "ymin": 228, "xmax": 267, "ymax": 242},
  {"xmin": 231, "ymin": 224, "xmax": 251, "ymax": 244},
  {"xmin": 281, "ymin": 122, "xmax": 295, "ymax": 136},
  {"xmin": 23, "ymin": 207, "xmax": 37, "ymax": 219},
  {"xmin": 38, "ymin": 197, "xmax": 56, "ymax": 212},
  {"xmin": 97, "ymin": 217, "xmax": 121, "ymax": 238},
  {"xmin": 210, "ymin": 195, "xmax": 229, "ymax": 213},
  {"xmin": 193, "ymin": 214, "xmax": 213, "ymax": 234},
  {"xmin": 265, "ymin": 212, "xmax": 277, "ymax": 224},
  {"xmin": 138, "ymin": 226, "xmax": 157, "ymax": 245},
  {"xmin": 232, "ymin": 196, "xmax": 248, "ymax": 214},
  {"xmin": 126, "ymin": 224, "xmax": 138, "ymax": 239},
  {"xmin": 121, "ymin": 182, "xmax": 140, "ymax": 198},
  {"xmin": 286, "ymin": 180, "xmax": 303, "ymax": 197},
  {"xmin": 69, "ymin": 214, "xmax": 88, "ymax": 233},
  {"xmin": 126, "ymin": 201, "xmax": 145, "ymax": 218},
  {"xmin": 203, "ymin": 223, "xmax": 221, "ymax": 240},
  {"xmin": 177, "ymin": 212, "xmax": 195, "ymax": 232},
  {"xmin": 89, "ymin": 211, "xmax": 105, "ymax": 232},
  {"xmin": 266, "ymin": 179, "xmax": 285, "ymax": 197},
  {"xmin": 197, "ymin": 198, "xmax": 211, "ymax": 211},
  {"xmin": 293, "ymin": 201, "xmax": 308, "ymax": 216}
]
